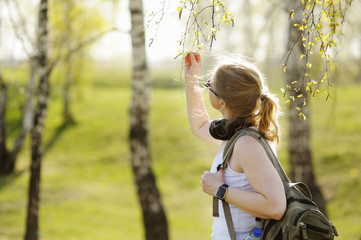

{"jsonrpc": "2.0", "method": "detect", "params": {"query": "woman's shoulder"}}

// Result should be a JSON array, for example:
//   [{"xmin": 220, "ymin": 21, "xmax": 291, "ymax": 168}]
[
  {"xmin": 233, "ymin": 134, "xmax": 268, "ymax": 159},
  {"xmin": 234, "ymin": 131, "xmax": 277, "ymax": 155},
  {"xmin": 234, "ymin": 134, "xmax": 260, "ymax": 148}
]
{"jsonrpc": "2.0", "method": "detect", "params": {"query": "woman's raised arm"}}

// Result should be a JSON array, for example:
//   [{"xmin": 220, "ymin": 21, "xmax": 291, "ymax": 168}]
[{"xmin": 184, "ymin": 53, "xmax": 221, "ymax": 145}]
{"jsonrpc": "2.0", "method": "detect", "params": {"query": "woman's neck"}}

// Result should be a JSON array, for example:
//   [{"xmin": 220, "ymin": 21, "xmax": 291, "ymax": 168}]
[{"xmin": 221, "ymin": 108, "xmax": 233, "ymax": 120}]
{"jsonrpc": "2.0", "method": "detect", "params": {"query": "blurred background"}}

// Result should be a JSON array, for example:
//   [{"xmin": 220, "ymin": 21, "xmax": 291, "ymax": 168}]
[{"xmin": 0, "ymin": 0, "xmax": 360, "ymax": 239}]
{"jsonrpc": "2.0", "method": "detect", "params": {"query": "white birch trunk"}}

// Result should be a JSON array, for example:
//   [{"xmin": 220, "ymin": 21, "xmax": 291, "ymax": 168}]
[
  {"xmin": 129, "ymin": 0, "xmax": 168, "ymax": 239},
  {"xmin": 286, "ymin": 0, "xmax": 327, "ymax": 216},
  {"xmin": 25, "ymin": 0, "xmax": 50, "ymax": 239}
]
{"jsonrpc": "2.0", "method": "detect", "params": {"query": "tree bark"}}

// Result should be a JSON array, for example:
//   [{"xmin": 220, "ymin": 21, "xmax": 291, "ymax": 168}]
[
  {"xmin": 0, "ymin": 58, "xmax": 36, "ymax": 175},
  {"xmin": 0, "ymin": 0, "xmax": 9, "ymax": 173},
  {"xmin": 63, "ymin": 0, "xmax": 74, "ymax": 125},
  {"xmin": 63, "ymin": 55, "xmax": 74, "ymax": 124},
  {"xmin": 128, "ymin": 0, "xmax": 168, "ymax": 239},
  {"xmin": 286, "ymin": 0, "xmax": 327, "ymax": 216},
  {"xmin": 0, "ymin": 0, "xmax": 36, "ymax": 175},
  {"xmin": 0, "ymin": 73, "xmax": 8, "ymax": 171},
  {"xmin": 25, "ymin": 0, "xmax": 50, "ymax": 239}
]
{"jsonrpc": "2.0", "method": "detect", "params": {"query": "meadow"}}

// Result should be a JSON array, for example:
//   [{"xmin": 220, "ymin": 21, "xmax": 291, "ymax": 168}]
[{"xmin": 0, "ymin": 64, "xmax": 360, "ymax": 240}]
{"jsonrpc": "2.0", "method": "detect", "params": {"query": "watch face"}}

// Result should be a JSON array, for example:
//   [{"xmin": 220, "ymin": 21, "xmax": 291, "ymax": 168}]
[{"xmin": 216, "ymin": 186, "xmax": 227, "ymax": 200}]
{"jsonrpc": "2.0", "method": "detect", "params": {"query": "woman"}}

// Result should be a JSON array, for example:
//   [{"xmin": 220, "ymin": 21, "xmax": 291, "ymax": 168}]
[{"xmin": 184, "ymin": 52, "xmax": 287, "ymax": 240}]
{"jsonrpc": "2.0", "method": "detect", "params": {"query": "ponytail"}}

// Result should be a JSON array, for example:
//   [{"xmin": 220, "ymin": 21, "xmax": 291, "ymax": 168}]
[
  {"xmin": 209, "ymin": 95, "xmax": 280, "ymax": 145},
  {"xmin": 258, "ymin": 93, "xmax": 280, "ymax": 146}
]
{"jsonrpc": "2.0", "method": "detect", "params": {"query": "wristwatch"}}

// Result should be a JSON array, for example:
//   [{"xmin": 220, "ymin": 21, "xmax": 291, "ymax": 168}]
[{"xmin": 216, "ymin": 184, "xmax": 229, "ymax": 200}]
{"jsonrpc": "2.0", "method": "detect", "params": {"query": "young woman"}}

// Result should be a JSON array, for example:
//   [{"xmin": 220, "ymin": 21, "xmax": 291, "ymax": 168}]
[{"xmin": 184, "ymin": 52, "xmax": 287, "ymax": 240}]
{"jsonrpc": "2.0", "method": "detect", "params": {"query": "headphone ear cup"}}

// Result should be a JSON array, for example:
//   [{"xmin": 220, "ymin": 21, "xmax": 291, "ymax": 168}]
[
  {"xmin": 209, "ymin": 117, "xmax": 253, "ymax": 141},
  {"xmin": 209, "ymin": 119, "xmax": 233, "ymax": 141}
]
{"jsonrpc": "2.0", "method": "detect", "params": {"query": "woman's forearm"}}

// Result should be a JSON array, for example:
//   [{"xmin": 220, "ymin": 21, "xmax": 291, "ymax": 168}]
[
  {"xmin": 185, "ymin": 76, "xmax": 210, "ymax": 135},
  {"xmin": 224, "ymin": 187, "xmax": 285, "ymax": 220}
]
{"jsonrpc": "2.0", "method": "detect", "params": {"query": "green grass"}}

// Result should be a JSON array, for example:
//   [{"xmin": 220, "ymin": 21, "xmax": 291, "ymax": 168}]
[
  {"xmin": 309, "ymin": 86, "xmax": 361, "ymax": 239},
  {"xmin": 0, "ymin": 70, "xmax": 361, "ymax": 239}
]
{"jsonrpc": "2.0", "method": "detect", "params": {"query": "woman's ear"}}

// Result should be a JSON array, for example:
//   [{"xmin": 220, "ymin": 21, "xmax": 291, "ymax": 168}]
[{"xmin": 219, "ymin": 99, "xmax": 227, "ymax": 111}]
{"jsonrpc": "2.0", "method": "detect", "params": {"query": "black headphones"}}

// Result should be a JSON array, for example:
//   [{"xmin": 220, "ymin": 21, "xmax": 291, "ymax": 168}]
[{"xmin": 209, "ymin": 117, "xmax": 253, "ymax": 141}]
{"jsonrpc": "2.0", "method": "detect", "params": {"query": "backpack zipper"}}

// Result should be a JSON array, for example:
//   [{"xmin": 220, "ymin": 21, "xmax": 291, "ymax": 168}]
[
  {"xmin": 294, "ymin": 210, "xmax": 331, "ymax": 235},
  {"xmin": 263, "ymin": 198, "xmax": 317, "ymax": 236},
  {"xmin": 304, "ymin": 223, "xmax": 330, "ymax": 234}
]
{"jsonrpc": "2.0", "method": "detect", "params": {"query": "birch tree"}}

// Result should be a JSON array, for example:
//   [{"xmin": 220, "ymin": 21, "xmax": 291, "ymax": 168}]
[
  {"xmin": 0, "ymin": 59, "xmax": 36, "ymax": 175},
  {"xmin": 0, "ymin": 0, "xmax": 6, "ymax": 169},
  {"xmin": 284, "ymin": 0, "xmax": 327, "ymax": 215},
  {"xmin": 0, "ymin": 0, "xmax": 36, "ymax": 175},
  {"xmin": 280, "ymin": 0, "xmax": 353, "ymax": 215},
  {"xmin": 0, "ymin": 0, "xmax": 113, "ymax": 175},
  {"xmin": 25, "ymin": 0, "xmax": 51, "ymax": 239},
  {"xmin": 129, "ymin": 0, "xmax": 168, "ymax": 239},
  {"xmin": 50, "ymin": 0, "xmax": 111, "ymax": 125}
]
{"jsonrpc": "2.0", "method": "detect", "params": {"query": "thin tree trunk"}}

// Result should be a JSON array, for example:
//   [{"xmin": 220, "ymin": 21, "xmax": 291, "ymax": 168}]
[
  {"xmin": 128, "ymin": 0, "xmax": 168, "ymax": 239},
  {"xmin": 0, "ymin": 58, "xmax": 36, "ymax": 175},
  {"xmin": 358, "ymin": 39, "xmax": 361, "ymax": 83},
  {"xmin": 286, "ymin": 0, "xmax": 327, "ymax": 216},
  {"xmin": 25, "ymin": 0, "xmax": 50, "ymax": 239},
  {"xmin": 10, "ymin": 59, "xmax": 36, "ymax": 167},
  {"xmin": 63, "ymin": 0, "xmax": 74, "ymax": 124},
  {"xmin": 0, "ymin": 73, "xmax": 8, "ymax": 170},
  {"xmin": 63, "ymin": 55, "xmax": 74, "ymax": 124},
  {"xmin": 0, "ymin": 0, "xmax": 8, "ymax": 172},
  {"xmin": 0, "ymin": 0, "xmax": 35, "ymax": 175}
]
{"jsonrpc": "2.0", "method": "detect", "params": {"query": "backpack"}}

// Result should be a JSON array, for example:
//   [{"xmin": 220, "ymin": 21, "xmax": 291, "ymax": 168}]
[{"xmin": 212, "ymin": 128, "xmax": 338, "ymax": 240}]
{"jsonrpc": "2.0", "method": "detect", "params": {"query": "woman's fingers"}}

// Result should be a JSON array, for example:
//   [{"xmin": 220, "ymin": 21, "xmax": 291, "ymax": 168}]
[
  {"xmin": 189, "ymin": 52, "xmax": 201, "ymax": 70},
  {"xmin": 189, "ymin": 52, "xmax": 196, "ymax": 64},
  {"xmin": 184, "ymin": 52, "xmax": 202, "ymax": 78},
  {"xmin": 200, "ymin": 169, "xmax": 225, "ymax": 196},
  {"xmin": 200, "ymin": 171, "xmax": 208, "ymax": 186},
  {"xmin": 191, "ymin": 52, "xmax": 201, "ymax": 63}
]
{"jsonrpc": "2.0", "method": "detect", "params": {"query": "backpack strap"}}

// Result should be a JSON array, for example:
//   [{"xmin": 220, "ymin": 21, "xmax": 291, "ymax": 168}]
[
  {"xmin": 213, "ymin": 128, "xmax": 290, "ymax": 239},
  {"xmin": 222, "ymin": 201, "xmax": 237, "ymax": 240}
]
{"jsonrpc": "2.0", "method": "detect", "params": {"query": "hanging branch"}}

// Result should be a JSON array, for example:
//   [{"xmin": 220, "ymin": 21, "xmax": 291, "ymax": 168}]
[
  {"xmin": 145, "ymin": 0, "xmax": 236, "ymax": 60},
  {"xmin": 175, "ymin": 0, "xmax": 235, "ymax": 58},
  {"xmin": 281, "ymin": 0, "xmax": 353, "ymax": 106},
  {"xmin": 4, "ymin": 0, "xmax": 37, "ymax": 57},
  {"xmin": 144, "ymin": 0, "xmax": 170, "ymax": 47}
]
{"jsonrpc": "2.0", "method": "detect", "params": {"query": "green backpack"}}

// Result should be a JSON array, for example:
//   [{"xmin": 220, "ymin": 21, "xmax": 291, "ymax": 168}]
[{"xmin": 213, "ymin": 128, "xmax": 338, "ymax": 240}]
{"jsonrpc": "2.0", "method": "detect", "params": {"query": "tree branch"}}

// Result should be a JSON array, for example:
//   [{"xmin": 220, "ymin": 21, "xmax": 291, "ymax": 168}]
[{"xmin": 4, "ymin": 0, "xmax": 37, "ymax": 57}]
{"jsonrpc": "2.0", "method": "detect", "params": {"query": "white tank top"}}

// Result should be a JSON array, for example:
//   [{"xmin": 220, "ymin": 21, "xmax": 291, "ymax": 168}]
[{"xmin": 210, "ymin": 150, "xmax": 256, "ymax": 240}]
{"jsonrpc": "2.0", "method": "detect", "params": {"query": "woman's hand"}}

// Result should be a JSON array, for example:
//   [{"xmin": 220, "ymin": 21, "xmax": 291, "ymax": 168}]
[
  {"xmin": 200, "ymin": 169, "xmax": 225, "ymax": 197},
  {"xmin": 184, "ymin": 52, "xmax": 202, "ymax": 79}
]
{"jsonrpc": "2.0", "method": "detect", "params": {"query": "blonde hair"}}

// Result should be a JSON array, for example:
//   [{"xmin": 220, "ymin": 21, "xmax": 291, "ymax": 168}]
[{"xmin": 210, "ymin": 57, "xmax": 280, "ymax": 145}]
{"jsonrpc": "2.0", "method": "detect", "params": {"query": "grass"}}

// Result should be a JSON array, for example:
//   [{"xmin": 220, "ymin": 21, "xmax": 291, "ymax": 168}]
[
  {"xmin": 0, "ymin": 67, "xmax": 361, "ymax": 239},
  {"xmin": 310, "ymin": 85, "xmax": 361, "ymax": 239}
]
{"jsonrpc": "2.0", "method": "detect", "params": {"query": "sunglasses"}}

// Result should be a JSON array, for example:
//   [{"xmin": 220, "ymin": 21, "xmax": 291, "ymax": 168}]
[{"xmin": 205, "ymin": 79, "xmax": 221, "ymax": 98}]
